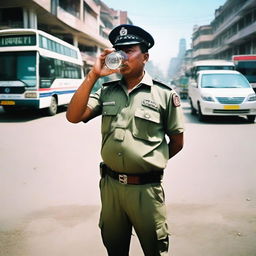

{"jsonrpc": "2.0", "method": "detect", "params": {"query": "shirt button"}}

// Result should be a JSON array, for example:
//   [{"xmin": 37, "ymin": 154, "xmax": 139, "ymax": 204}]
[{"xmin": 144, "ymin": 113, "xmax": 150, "ymax": 119}]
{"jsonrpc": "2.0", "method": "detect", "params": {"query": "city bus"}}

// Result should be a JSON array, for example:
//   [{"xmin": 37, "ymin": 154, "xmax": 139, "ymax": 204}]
[
  {"xmin": 233, "ymin": 55, "xmax": 256, "ymax": 92},
  {"xmin": 0, "ymin": 29, "xmax": 84, "ymax": 115}
]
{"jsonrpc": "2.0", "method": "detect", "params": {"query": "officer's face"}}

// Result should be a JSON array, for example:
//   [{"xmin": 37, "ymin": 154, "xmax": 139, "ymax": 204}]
[{"xmin": 116, "ymin": 44, "xmax": 149, "ymax": 75}]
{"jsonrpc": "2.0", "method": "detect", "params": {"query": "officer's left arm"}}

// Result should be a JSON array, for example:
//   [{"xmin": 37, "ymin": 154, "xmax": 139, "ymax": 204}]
[
  {"xmin": 164, "ymin": 91, "xmax": 185, "ymax": 159},
  {"xmin": 167, "ymin": 132, "xmax": 184, "ymax": 159}
]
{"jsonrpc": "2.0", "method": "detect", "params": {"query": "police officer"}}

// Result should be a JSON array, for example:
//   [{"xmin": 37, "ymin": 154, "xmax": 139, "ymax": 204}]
[{"xmin": 66, "ymin": 24, "xmax": 184, "ymax": 256}]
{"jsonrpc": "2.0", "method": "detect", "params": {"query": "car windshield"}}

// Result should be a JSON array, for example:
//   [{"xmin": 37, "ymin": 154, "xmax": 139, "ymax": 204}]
[
  {"xmin": 198, "ymin": 66, "xmax": 234, "ymax": 71},
  {"xmin": 0, "ymin": 51, "xmax": 36, "ymax": 87},
  {"xmin": 201, "ymin": 73, "xmax": 250, "ymax": 88}
]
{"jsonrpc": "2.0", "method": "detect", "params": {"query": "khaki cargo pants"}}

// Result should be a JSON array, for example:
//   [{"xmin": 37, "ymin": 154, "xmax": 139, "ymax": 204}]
[{"xmin": 99, "ymin": 175, "xmax": 169, "ymax": 256}]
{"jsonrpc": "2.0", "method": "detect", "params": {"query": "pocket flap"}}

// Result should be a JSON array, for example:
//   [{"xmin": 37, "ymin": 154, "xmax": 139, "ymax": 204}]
[
  {"xmin": 135, "ymin": 108, "xmax": 160, "ymax": 124},
  {"xmin": 102, "ymin": 105, "xmax": 119, "ymax": 116}
]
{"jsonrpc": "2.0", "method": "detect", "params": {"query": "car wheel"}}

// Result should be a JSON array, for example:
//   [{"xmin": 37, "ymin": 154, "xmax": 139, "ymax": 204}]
[
  {"xmin": 46, "ymin": 96, "xmax": 58, "ymax": 116},
  {"xmin": 190, "ymin": 98, "xmax": 196, "ymax": 115},
  {"xmin": 247, "ymin": 115, "xmax": 255, "ymax": 123},
  {"xmin": 198, "ymin": 103, "xmax": 205, "ymax": 122}
]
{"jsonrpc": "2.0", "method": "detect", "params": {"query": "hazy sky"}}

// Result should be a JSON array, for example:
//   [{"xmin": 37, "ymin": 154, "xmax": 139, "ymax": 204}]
[{"xmin": 103, "ymin": 0, "xmax": 226, "ymax": 73}]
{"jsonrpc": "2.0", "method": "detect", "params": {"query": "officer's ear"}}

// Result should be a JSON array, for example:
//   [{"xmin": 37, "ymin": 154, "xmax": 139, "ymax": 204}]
[{"xmin": 143, "ymin": 52, "xmax": 149, "ymax": 63}]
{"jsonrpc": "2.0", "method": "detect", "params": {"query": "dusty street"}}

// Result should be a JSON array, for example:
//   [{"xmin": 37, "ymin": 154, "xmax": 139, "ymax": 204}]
[{"xmin": 0, "ymin": 102, "xmax": 256, "ymax": 256}]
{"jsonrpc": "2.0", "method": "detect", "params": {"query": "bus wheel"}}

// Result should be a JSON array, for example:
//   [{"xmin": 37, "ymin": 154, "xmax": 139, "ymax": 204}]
[
  {"xmin": 46, "ymin": 96, "xmax": 58, "ymax": 116},
  {"xmin": 247, "ymin": 115, "xmax": 255, "ymax": 123}
]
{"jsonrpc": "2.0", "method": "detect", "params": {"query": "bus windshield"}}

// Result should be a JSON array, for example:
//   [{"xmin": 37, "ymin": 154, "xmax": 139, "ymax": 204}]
[
  {"xmin": 201, "ymin": 74, "xmax": 251, "ymax": 88},
  {"xmin": 0, "ymin": 51, "xmax": 36, "ymax": 87},
  {"xmin": 235, "ymin": 61, "xmax": 256, "ymax": 83}
]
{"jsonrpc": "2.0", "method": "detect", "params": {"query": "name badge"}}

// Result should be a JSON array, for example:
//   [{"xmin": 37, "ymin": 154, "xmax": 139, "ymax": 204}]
[{"xmin": 142, "ymin": 99, "xmax": 158, "ymax": 111}]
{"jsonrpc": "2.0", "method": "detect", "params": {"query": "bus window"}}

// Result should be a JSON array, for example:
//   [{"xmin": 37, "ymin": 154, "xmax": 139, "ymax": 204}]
[
  {"xmin": 39, "ymin": 55, "xmax": 82, "ymax": 87},
  {"xmin": 0, "ymin": 53, "xmax": 15, "ymax": 80},
  {"xmin": 64, "ymin": 62, "xmax": 82, "ymax": 79},
  {"xmin": 0, "ymin": 52, "xmax": 36, "ymax": 86},
  {"xmin": 17, "ymin": 54, "xmax": 36, "ymax": 86},
  {"xmin": 39, "ymin": 55, "xmax": 55, "ymax": 87},
  {"xmin": 236, "ymin": 62, "xmax": 256, "ymax": 83},
  {"xmin": 39, "ymin": 56, "xmax": 55, "ymax": 78}
]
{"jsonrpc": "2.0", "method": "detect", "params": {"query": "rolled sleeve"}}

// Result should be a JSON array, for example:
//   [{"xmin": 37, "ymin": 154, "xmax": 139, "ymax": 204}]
[{"xmin": 87, "ymin": 88, "xmax": 102, "ymax": 117}]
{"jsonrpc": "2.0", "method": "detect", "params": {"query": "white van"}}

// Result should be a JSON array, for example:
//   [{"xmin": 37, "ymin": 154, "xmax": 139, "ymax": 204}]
[{"xmin": 188, "ymin": 70, "xmax": 256, "ymax": 122}]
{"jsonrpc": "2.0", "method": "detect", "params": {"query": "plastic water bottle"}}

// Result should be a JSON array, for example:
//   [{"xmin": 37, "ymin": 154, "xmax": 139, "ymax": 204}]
[{"xmin": 105, "ymin": 51, "xmax": 128, "ymax": 69}]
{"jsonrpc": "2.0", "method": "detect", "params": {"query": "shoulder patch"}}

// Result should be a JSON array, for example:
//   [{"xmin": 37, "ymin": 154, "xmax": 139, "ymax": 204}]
[
  {"xmin": 172, "ymin": 93, "xmax": 181, "ymax": 107},
  {"xmin": 153, "ymin": 80, "xmax": 172, "ymax": 90}
]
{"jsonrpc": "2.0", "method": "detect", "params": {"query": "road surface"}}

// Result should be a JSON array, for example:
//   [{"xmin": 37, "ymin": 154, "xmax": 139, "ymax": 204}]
[{"xmin": 0, "ymin": 102, "xmax": 256, "ymax": 256}]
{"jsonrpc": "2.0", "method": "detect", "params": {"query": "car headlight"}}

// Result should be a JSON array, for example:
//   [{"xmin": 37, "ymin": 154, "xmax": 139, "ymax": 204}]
[
  {"xmin": 201, "ymin": 95, "xmax": 214, "ymax": 102},
  {"xmin": 247, "ymin": 93, "xmax": 256, "ymax": 101}
]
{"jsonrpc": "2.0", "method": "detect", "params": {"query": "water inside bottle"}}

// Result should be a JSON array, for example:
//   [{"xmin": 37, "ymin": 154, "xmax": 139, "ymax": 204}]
[{"xmin": 105, "ymin": 51, "xmax": 127, "ymax": 69}]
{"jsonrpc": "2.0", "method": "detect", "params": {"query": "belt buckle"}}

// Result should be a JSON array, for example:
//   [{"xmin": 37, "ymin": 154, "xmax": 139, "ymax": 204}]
[{"xmin": 119, "ymin": 174, "xmax": 128, "ymax": 184}]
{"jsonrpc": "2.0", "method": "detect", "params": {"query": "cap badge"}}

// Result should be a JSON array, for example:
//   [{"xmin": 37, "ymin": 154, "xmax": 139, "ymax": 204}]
[{"xmin": 120, "ymin": 27, "xmax": 128, "ymax": 36}]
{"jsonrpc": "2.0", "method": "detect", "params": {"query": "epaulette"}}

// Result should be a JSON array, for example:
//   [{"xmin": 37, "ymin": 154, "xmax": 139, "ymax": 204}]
[
  {"xmin": 102, "ymin": 79, "xmax": 121, "ymax": 87},
  {"xmin": 153, "ymin": 80, "xmax": 173, "ymax": 90}
]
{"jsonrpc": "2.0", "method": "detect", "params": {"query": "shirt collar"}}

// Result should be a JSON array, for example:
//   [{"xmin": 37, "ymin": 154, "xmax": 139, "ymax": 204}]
[
  {"xmin": 140, "ymin": 71, "xmax": 153, "ymax": 87},
  {"xmin": 119, "ymin": 71, "xmax": 153, "ymax": 88}
]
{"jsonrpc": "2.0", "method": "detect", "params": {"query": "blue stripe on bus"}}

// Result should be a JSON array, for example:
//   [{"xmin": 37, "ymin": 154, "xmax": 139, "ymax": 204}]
[{"xmin": 40, "ymin": 89, "xmax": 76, "ymax": 98}]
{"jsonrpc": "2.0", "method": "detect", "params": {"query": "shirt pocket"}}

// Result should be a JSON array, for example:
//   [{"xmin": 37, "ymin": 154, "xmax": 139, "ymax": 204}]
[
  {"xmin": 101, "ymin": 105, "xmax": 119, "ymax": 134},
  {"xmin": 132, "ymin": 108, "xmax": 162, "ymax": 142}
]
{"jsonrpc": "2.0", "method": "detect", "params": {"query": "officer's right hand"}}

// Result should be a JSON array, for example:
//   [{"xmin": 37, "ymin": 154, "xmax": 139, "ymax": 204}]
[{"xmin": 91, "ymin": 48, "xmax": 119, "ymax": 78}]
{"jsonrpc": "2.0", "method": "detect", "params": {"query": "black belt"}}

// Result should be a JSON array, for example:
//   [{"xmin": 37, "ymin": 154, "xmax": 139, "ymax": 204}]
[{"xmin": 100, "ymin": 163, "xmax": 163, "ymax": 185}]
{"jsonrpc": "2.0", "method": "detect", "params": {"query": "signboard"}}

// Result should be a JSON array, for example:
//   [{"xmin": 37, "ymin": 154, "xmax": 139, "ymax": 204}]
[{"xmin": 0, "ymin": 35, "xmax": 36, "ymax": 47}]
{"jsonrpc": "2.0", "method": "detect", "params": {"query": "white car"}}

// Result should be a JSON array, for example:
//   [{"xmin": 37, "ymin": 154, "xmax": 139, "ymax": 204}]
[{"xmin": 188, "ymin": 70, "xmax": 256, "ymax": 122}]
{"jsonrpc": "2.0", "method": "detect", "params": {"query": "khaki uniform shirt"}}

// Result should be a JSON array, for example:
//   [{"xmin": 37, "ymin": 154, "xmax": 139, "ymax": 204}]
[{"xmin": 87, "ymin": 72, "xmax": 184, "ymax": 174}]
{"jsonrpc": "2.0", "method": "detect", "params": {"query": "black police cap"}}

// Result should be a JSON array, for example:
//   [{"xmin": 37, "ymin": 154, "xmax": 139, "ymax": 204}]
[{"xmin": 109, "ymin": 24, "xmax": 154, "ymax": 49}]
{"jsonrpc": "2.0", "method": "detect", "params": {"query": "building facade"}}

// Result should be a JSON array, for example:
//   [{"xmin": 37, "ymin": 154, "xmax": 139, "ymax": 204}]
[
  {"xmin": 211, "ymin": 0, "xmax": 256, "ymax": 59},
  {"xmin": 0, "ymin": 0, "xmax": 132, "ymax": 73},
  {"xmin": 192, "ymin": 25, "xmax": 213, "ymax": 61},
  {"xmin": 191, "ymin": 0, "xmax": 256, "ymax": 61}
]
